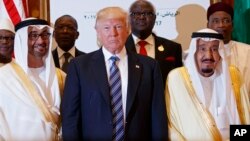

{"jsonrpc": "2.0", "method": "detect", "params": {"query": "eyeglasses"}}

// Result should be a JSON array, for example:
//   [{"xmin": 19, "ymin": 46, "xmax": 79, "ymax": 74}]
[
  {"xmin": 0, "ymin": 36, "xmax": 14, "ymax": 42},
  {"xmin": 210, "ymin": 18, "xmax": 232, "ymax": 25},
  {"xmin": 28, "ymin": 32, "xmax": 51, "ymax": 41},
  {"xmin": 130, "ymin": 12, "xmax": 155, "ymax": 18}
]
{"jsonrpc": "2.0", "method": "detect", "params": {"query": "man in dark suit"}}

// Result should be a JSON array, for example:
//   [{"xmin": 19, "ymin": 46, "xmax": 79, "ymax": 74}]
[
  {"xmin": 62, "ymin": 6, "xmax": 168, "ymax": 141},
  {"xmin": 126, "ymin": 0, "xmax": 183, "ymax": 88},
  {"xmin": 52, "ymin": 15, "xmax": 85, "ymax": 73}
]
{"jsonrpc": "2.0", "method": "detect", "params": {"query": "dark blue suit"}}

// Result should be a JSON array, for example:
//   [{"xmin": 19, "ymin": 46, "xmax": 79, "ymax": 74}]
[{"xmin": 62, "ymin": 48, "xmax": 168, "ymax": 140}]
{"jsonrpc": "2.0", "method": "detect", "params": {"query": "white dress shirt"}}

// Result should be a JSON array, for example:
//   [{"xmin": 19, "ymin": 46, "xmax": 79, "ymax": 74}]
[
  {"xmin": 102, "ymin": 46, "xmax": 128, "ymax": 120},
  {"xmin": 56, "ymin": 46, "xmax": 76, "ymax": 68},
  {"xmin": 132, "ymin": 34, "xmax": 155, "ymax": 59}
]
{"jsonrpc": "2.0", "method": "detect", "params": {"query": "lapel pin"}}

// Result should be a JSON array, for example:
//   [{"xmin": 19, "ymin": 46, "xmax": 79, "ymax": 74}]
[{"xmin": 158, "ymin": 45, "xmax": 164, "ymax": 52}]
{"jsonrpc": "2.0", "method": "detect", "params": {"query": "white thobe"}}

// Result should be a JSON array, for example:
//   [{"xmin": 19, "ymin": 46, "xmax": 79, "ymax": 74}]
[{"xmin": 0, "ymin": 62, "xmax": 59, "ymax": 141}]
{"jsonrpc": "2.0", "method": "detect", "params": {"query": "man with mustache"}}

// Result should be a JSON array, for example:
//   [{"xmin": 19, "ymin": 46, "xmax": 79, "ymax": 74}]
[
  {"xmin": 165, "ymin": 28, "xmax": 250, "ymax": 141},
  {"xmin": 0, "ymin": 18, "xmax": 15, "ymax": 67},
  {"xmin": 0, "ymin": 18, "xmax": 65, "ymax": 141},
  {"xmin": 52, "ymin": 15, "xmax": 85, "ymax": 73},
  {"xmin": 207, "ymin": 2, "xmax": 250, "ymax": 95}
]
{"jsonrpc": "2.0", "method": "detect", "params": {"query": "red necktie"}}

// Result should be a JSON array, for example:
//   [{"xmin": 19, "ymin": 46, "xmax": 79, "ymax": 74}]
[{"xmin": 138, "ymin": 40, "xmax": 148, "ymax": 56}]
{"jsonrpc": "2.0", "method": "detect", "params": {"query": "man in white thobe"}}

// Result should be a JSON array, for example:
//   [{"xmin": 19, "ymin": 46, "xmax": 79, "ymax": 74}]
[
  {"xmin": 207, "ymin": 2, "xmax": 250, "ymax": 95},
  {"xmin": 166, "ymin": 28, "xmax": 250, "ymax": 141},
  {"xmin": 0, "ymin": 18, "xmax": 65, "ymax": 141},
  {"xmin": 0, "ymin": 18, "xmax": 15, "ymax": 67}
]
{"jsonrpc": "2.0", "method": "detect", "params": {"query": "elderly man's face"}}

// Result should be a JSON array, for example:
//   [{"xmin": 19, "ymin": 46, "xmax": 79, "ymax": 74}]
[
  {"xmin": 0, "ymin": 30, "xmax": 14, "ymax": 63},
  {"xmin": 96, "ymin": 18, "xmax": 129, "ymax": 54},
  {"xmin": 195, "ymin": 39, "xmax": 221, "ymax": 77},
  {"xmin": 129, "ymin": 1, "xmax": 156, "ymax": 39},
  {"xmin": 28, "ymin": 26, "xmax": 51, "ymax": 58}
]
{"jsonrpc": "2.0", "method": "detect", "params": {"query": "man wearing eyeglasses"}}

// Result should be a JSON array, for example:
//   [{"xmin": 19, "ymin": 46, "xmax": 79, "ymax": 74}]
[
  {"xmin": 0, "ymin": 18, "xmax": 15, "ymax": 67},
  {"xmin": 125, "ymin": 0, "xmax": 183, "ymax": 89},
  {"xmin": 0, "ymin": 18, "xmax": 65, "ymax": 141},
  {"xmin": 207, "ymin": 2, "xmax": 250, "ymax": 95}
]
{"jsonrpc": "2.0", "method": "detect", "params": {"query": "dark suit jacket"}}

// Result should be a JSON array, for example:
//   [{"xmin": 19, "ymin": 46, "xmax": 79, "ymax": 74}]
[
  {"xmin": 126, "ymin": 33, "xmax": 183, "ymax": 88},
  {"xmin": 62, "ymin": 48, "xmax": 168, "ymax": 141},
  {"xmin": 52, "ymin": 47, "xmax": 85, "ymax": 68}
]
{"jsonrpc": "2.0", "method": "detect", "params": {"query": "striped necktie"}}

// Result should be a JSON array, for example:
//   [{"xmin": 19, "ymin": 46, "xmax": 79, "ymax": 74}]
[{"xmin": 109, "ymin": 56, "xmax": 125, "ymax": 141}]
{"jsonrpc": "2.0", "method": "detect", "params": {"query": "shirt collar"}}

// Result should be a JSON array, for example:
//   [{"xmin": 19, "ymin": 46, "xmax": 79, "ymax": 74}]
[
  {"xmin": 102, "ymin": 46, "xmax": 127, "ymax": 62},
  {"xmin": 132, "ymin": 33, "xmax": 154, "ymax": 45},
  {"xmin": 57, "ymin": 46, "xmax": 76, "ymax": 58}
]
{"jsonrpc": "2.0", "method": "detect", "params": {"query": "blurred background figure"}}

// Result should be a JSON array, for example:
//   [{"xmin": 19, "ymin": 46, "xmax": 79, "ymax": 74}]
[
  {"xmin": 0, "ymin": 18, "xmax": 15, "ymax": 67},
  {"xmin": 207, "ymin": 2, "xmax": 250, "ymax": 95},
  {"xmin": 126, "ymin": 0, "xmax": 183, "ymax": 88}
]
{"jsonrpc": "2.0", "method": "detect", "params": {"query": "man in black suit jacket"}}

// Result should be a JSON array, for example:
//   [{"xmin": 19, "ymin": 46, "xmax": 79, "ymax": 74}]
[
  {"xmin": 62, "ymin": 6, "xmax": 168, "ymax": 141},
  {"xmin": 52, "ymin": 15, "xmax": 85, "ymax": 73},
  {"xmin": 126, "ymin": 0, "xmax": 183, "ymax": 88}
]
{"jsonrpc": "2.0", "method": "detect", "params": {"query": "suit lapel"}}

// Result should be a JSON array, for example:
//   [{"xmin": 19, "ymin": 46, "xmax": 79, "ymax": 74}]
[
  {"xmin": 75, "ymin": 48, "xmax": 85, "ymax": 56},
  {"xmin": 125, "ymin": 34, "xmax": 137, "ymax": 53},
  {"xmin": 126, "ymin": 51, "xmax": 142, "ymax": 117},
  {"xmin": 90, "ymin": 49, "xmax": 111, "ymax": 105},
  {"xmin": 153, "ymin": 33, "xmax": 165, "ymax": 60}
]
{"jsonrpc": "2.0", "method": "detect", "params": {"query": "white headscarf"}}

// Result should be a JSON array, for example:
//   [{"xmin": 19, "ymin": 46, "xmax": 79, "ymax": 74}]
[
  {"xmin": 14, "ymin": 18, "xmax": 60, "ymax": 110},
  {"xmin": 185, "ymin": 28, "xmax": 240, "ymax": 126}
]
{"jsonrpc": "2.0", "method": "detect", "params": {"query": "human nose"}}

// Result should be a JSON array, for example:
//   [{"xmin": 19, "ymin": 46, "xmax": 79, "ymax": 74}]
[
  {"xmin": 110, "ymin": 27, "xmax": 118, "ymax": 36},
  {"xmin": 204, "ymin": 49, "xmax": 213, "ymax": 58},
  {"xmin": 35, "ymin": 35, "xmax": 45, "ymax": 42}
]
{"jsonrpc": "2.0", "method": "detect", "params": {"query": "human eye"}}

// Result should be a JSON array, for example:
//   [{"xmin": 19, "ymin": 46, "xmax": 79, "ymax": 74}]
[
  {"xmin": 145, "ymin": 12, "xmax": 154, "ymax": 16},
  {"xmin": 211, "ymin": 46, "xmax": 219, "ymax": 52},
  {"xmin": 41, "ymin": 32, "xmax": 51, "ymax": 39},
  {"xmin": 56, "ymin": 25, "xmax": 64, "ymax": 30},
  {"xmin": 29, "ymin": 33, "xmax": 38, "ymax": 38},
  {"xmin": 131, "ymin": 12, "xmax": 142, "ymax": 17},
  {"xmin": 115, "ymin": 25, "xmax": 123, "ymax": 30},
  {"xmin": 222, "ymin": 18, "xmax": 231, "ymax": 24},
  {"xmin": 198, "ymin": 46, "xmax": 206, "ymax": 52},
  {"xmin": 103, "ymin": 26, "xmax": 110, "ymax": 30},
  {"xmin": 67, "ymin": 26, "xmax": 75, "ymax": 31},
  {"xmin": 212, "ymin": 19, "xmax": 219, "ymax": 24}
]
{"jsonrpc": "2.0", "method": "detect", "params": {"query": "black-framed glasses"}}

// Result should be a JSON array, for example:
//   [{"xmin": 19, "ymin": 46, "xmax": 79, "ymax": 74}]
[
  {"xmin": 28, "ymin": 32, "xmax": 51, "ymax": 41},
  {"xmin": 130, "ymin": 12, "xmax": 155, "ymax": 18},
  {"xmin": 0, "ymin": 36, "xmax": 14, "ymax": 42},
  {"xmin": 210, "ymin": 18, "xmax": 232, "ymax": 25}
]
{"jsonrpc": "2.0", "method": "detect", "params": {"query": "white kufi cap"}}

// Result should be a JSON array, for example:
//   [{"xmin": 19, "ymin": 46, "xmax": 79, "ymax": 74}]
[{"xmin": 0, "ymin": 18, "xmax": 15, "ymax": 33}]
